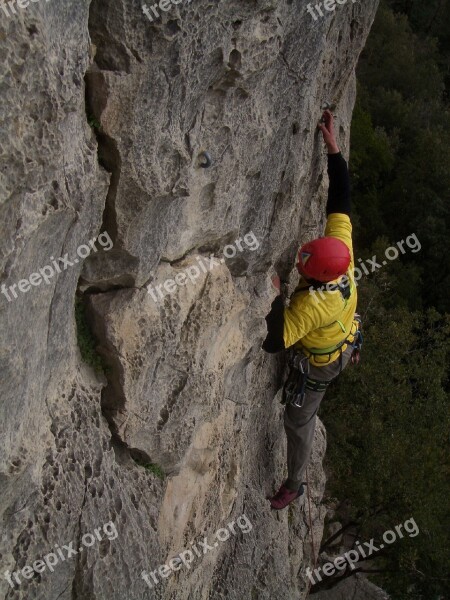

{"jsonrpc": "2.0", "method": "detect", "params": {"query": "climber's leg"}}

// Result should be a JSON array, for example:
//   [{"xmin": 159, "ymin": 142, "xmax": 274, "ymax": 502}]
[
  {"xmin": 284, "ymin": 345, "xmax": 354, "ymax": 489},
  {"xmin": 270, "ymin": 386, "xmax": 322, "ymax": 509},
  {"xmin": 270, "ymin": 346, "xmax": 353, "ymax": 510},
  {"xmin": 284, "ymin": 388, "xmax": 325, "ymax": 490}
]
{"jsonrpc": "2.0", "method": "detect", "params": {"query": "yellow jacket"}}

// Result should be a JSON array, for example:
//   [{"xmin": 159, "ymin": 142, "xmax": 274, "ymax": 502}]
[{"xmin": 283, "ymin": 213, "xmax": 358, "ymax": 366}]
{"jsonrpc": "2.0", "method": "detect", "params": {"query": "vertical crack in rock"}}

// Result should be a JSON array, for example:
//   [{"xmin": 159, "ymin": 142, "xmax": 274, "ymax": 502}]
[
  {"xmin": 79, "ymin": 1, "xmax": 141, "ymax": 294},
  {"xmin": 76, "ymin": 2, "xmax": 146, "ymax": 460},
  {"xmin": 84, "ymin": 43, "xmax": 121, "ymax": 247},
  {"xmin": 86, "ymin": 291, "xmax": 132, "ymax": 455}
]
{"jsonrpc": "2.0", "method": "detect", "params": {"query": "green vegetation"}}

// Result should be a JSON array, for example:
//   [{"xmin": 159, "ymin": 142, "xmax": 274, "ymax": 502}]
[
  {"xmin": 133, "ymin": 456, "xmax": 165, "ymax": 480},
  {"xmin": 319, "ymin": 2, "xmax": 450, "ymax": 598},
  {"xmin": 75, "ymin": 296, "xmax": 108, "ymax": 374},
  {"xmin": 87, "ymin": 114, "xmax": 101, "ymax": 130},
  {"xmin": 350, "ymin": 1, "xmax": 450, "ymax": 314}
]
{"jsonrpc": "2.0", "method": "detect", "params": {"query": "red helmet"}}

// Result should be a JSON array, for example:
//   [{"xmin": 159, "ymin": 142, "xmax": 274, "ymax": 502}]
[{"xmin": 297, "ymin": 237, "xmax": 350, "ymax": 282}]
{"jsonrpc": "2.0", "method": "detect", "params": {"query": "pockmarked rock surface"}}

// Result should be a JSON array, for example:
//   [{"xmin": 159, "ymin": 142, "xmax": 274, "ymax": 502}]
[
  {"xmin": 312, "ymin": 573, "xmax": 391, "ymax": 600},
  {"xmin": 0, "ymin": 1, "xmax": 379, "ymax": 598}
]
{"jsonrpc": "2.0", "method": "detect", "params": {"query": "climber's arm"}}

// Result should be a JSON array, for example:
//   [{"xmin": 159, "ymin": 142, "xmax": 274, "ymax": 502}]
[
  {"xmin": 318, "ymin": 110, "xmax": 351, "ymax": 217},
  {"xmin": 263, "ymin": 111, "xmax": 351, "ymax": 354},
  {"xmin": 262, "ymin": 295, "xmax": 285, "ymax": 353},
  {"xmin": 326, "ymin": 153, "xmax": 351, "ymax": 216}
]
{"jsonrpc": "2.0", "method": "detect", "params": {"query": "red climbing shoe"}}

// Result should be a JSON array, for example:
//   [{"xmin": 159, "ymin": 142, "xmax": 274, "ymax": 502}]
[{"xmin": 269, "ymin": 483, "xmax": 304, "ymax": 510}]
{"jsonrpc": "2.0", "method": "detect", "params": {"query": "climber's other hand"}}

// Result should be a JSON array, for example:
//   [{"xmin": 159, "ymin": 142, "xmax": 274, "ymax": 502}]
[{"xmin": 271, "ymin": 275, "xmax": 281, "ymax": 293}]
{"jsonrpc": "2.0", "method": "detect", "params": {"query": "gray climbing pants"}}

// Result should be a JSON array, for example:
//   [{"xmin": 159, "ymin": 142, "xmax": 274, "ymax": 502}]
[{"xmin": 284, "ymin": 344, "xmax": 353, "ymax": 490}]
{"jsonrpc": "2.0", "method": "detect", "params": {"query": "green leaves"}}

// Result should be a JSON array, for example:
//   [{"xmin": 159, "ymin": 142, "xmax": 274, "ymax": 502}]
[
  {"xmin": 75, "ymin": 296, "xmax": 108, "ymax": 374},
  {"xmin": 321, "ymin": 300, "xmax": 449, "ymax": 596},
  {"xmin": 132, "ymin": 456, "xmax": 165, "ymax": 479},
  {"xmin": 87, "ymin": 114, "xmax": 101, "ymax": 131},
  {"xmin": 350, "ymin": 2, "xmax": 450, "ymax": 314},
  {"xmin": 321, "ymin": 3, "xmax": 450, "ymax": 594}
]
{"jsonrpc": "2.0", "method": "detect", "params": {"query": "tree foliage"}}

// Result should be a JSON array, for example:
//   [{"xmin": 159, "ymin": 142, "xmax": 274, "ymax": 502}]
[
  {"xmin": 350, "ymin": 2, "xmax": 450, "ymax": 313},
  {"xmin": 319, "ymin": 2, "xmax": 450, "ymax": 598}
]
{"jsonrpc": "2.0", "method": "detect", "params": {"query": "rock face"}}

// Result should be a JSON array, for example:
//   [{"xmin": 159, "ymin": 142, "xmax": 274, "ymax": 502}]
[
  {"xmin": 312, "ymin": 573, "xmax": 391, "ymax": 600},
  {"xmin": 0, "ymin": 1, "xmax": 379, "ymax": 599}
]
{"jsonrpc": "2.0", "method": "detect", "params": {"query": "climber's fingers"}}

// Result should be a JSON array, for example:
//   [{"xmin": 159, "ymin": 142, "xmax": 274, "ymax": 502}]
[
  {"xmin": 317, "ymin": 122, "xmax": 332, "ymax": 144},
  {"xmin": 321, "ymin": 109, "xmax": 334, "ymax": 131}
]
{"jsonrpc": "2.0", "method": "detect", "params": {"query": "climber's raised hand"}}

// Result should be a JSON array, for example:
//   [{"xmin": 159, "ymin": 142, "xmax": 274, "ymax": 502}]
[{"xmin": 318, "ymin": 110, "xmax": 339, "ymax": 154}]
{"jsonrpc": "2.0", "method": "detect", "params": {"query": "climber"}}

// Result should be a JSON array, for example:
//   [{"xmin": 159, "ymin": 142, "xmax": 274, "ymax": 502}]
[{"xmin": 262, "ymin": 110, "xmax": 361, "ymax": 510}]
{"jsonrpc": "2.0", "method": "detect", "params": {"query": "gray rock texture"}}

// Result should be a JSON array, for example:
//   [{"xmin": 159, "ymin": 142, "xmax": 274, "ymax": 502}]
[
  {"xmin": 0, "ymin": 0, "xmax": 379, "ymax": 598},
  {"xmin": 312, "ymin": 573, "xmax": 391, "ymax": 600}
]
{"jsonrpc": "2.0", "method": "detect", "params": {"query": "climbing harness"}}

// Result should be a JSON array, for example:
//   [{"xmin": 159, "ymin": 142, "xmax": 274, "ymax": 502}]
[
  {"xmin": 282, "ymin": 314, "xmax": 363, "ymax": 407},
  {"xmin": 301, "ymin": 326, "xmax": 354, "ymax": 365},
  {"xmin": 349, "ymin": 314, "xmax": 363, "ymax": 365},
  {"xmin": 281, "ymin": 349, "xmax": 335, "ymax": 407},
  {"xmin": 297, "ymin": 276, "xmax": 357, "ymax": 364},
  {"xmin": 282, "ymin": 353, "xmax": 310, "ymax": 408}
]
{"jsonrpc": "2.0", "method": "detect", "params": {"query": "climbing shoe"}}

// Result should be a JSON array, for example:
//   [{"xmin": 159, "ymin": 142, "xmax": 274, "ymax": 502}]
[{"xmin": 269, "ymin": 482, "xmax": 305, "ymax": 510}]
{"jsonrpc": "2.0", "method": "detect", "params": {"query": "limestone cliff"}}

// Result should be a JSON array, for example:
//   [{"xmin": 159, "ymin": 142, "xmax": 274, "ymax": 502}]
[{"xmin": 0, "ymin": 1, "xmax": 379, "ymax": 598}]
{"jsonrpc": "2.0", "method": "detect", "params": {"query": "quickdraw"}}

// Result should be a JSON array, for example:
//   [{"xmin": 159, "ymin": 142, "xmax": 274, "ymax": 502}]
[
  {"xmin": 282, "ymin": 353, "xmax": 332, "ymax": 408},
  {"xmin": 350, "ymin": 314, "xmax": 363, "ymax": 365},
  {"xmin": 282, "ymin": 353, "xmax": 310, "ymax": 408}
]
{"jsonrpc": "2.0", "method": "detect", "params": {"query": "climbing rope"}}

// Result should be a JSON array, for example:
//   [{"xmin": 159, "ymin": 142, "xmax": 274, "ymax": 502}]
[{"xmin": 305, "ymin": 466, "xmax": 317, "ymax": 596}]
